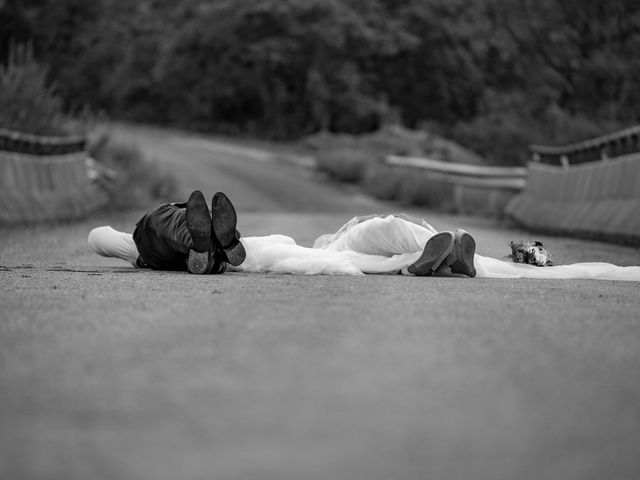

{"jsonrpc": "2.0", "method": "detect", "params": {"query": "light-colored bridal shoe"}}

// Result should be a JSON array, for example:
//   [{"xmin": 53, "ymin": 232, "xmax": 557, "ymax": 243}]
[
  {"xmin": 407, "ymin": 232, "xmax": 455, "ymax": 276},
  {"xmin": 449, "ymin": 229, "xmax": 476, "ymax": 277}
]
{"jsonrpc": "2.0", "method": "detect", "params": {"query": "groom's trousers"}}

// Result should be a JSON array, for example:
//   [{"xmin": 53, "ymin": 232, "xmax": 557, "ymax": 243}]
[{"xmin": 133, "ymin": 202, "xmax": 194, "ymax": 271}]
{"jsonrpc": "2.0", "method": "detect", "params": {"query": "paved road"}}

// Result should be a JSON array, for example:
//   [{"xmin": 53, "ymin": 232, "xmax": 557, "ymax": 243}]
[
  {"xmin": 1, "ymin": 125, "xmax": 640, "ymax": 480},
  {"xmin": 106, "ymin": 123, "xmax": 381, "ymax": 214}
]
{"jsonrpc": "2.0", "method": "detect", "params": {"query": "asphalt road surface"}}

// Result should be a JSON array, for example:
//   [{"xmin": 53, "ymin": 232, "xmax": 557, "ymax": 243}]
[{"xmin": 1, "ymin": 125, "xmax": 640, "ymax": 480}]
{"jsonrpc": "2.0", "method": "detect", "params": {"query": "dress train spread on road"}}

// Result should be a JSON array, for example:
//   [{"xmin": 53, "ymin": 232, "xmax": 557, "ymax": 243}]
[{"xmin": 88, "ymin": 215, "xmax": 640, "ymax": 281}]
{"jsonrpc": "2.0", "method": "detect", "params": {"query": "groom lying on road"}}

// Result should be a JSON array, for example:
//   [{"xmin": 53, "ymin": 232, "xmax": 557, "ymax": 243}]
[
  {"xmin": 89, "ymin": 190, "xmax": 477, "ymax": 277},
  {"xmin": 132, "ymin": 191, "xmax": 246, "ymax": 274}
]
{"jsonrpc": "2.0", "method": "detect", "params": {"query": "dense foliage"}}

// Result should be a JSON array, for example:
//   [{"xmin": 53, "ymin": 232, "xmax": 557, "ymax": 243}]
[
  {"xmin": 0, "ymin": 43, "xmax": 70, "ymax": 135},
  {"xmin": 88, "ymin": 132, "xmax": 177, "ymax": 208},
  {"xmin": 2, "ymin": 0, "xmax": 639, "ymax": 164}
]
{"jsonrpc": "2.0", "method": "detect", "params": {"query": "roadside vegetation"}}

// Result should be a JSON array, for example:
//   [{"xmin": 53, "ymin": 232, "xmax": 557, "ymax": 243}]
[
  {"xmin": 0, "ymin": 43, "xmax": 176, "ymax": 209},
  {"xmin": 2, "ymin": 0, "xmax": 637, "ymax": 167},
  {"xmin": 302, "ymin": 125, "xmax": 480, "ymax": 210},
  {"xmin": 0, "ymin": 43, "xmax": 73, "ymax": 136},
  {"xmin": 87, "ymin": 134, "xmax": 177, "ymax": 209},
  {"xmin": 1, "ymin": 1, "xmax": 637, "ymax": 212}
]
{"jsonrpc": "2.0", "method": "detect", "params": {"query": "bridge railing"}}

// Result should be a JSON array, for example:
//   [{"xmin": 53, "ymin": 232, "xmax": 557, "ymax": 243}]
[
  {"xmin": 0, "ymin": 128, "xmax": 108, "ymax": 223},
  {"xmin": 0, "ymin": 127, "xmax": 86, "ymax": 155},
  {"xmin": 384, "ymin": 155, "xmax": 527, "ymax": 214},
  {"xmin": 509, "ymin": 124, "xmax": 640, "ymax": 244},
  {"xmin": 530, "ymin": 124, "xmax": 640, "ymax": 166}
]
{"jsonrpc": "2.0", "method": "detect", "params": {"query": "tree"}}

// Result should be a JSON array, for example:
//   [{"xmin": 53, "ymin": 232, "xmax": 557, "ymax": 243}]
[
  {"xmin": 0, "ymin": 43, "xmax": 70, "ymax": 135},
  {"xmin": 1, "ymin": 0, "xmax": 638, "ymax": 162}
]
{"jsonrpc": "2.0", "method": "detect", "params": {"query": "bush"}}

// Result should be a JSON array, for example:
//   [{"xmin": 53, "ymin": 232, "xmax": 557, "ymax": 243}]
[
  {"xmin": 397, "ymin": 174, "xmax": 454, "ymax": 210},
  {"xmin": 450, "ymin": 116, "xmax": 534, "ymax": 166},
  {"xmin": 316, "ymin": 147, "xmax": 372, "ymax": 183},
  {"xmin": 362, "ymin": 163, "xmax": 402, "ymax": 201},
  {"xmin": 310, "ymin": 125, "xmax": 435, "ymax": 184},
  {"xmin": 450, "ymin": 104, "xmax": 615, "ymax": 166},
  {"xmin": 88, "ymin": 134, "xmax": 177, "ymax": 209},
  {"xmin": 306, "ymin": 125, "xmax": 478, "ymax": 209},
  {"xmin": 362, "ymin": 163, "xmax": 455, "ymax": 210},
  {"xmin": 0, "ymin": 43, "xmax": 73, "ymax": 135}
]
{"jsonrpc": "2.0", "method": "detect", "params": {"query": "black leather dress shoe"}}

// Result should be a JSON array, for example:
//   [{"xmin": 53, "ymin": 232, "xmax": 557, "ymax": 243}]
[
  {"xmin": 186, "ymin": 190, "xmax": 213, "ymax": 274},
  {"xmin": 211, "ymin": 192, "xmax": 246, "ymax": 266}
]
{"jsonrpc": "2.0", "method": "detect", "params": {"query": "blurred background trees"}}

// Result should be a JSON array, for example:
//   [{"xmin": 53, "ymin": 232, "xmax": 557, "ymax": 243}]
[
  {"xmin": 0, "ymin": 43, "xmax": 69, "ymax": 135},
  {"xmin": 1, "ymin": 0, "xmax": 638, "ymax": 165}
]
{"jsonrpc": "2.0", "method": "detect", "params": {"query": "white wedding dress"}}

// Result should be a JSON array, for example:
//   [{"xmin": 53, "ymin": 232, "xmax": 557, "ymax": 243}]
[{"xmin": 88, "ymin": 215, "xmax": 640, "ymax": 281}]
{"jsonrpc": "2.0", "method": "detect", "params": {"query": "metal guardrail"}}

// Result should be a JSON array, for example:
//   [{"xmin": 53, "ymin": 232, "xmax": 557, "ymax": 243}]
[
  {"xmin": 529, "ymin": 124, "xmax": 640, "ymax": 166},
  {"xmin": 506, "ymin": 152, "xmax": 640, "ymax": 245},
  {"xmin": 0, "ymin": 127, "xmax": 86, "ymax": 155},
  {"xmin": 0, "ymin": 128, "xmax": 107, "ymax": 223},
  {"xmin": 385, "ymin": 155, "xmax": 527, "ymax": 190}
]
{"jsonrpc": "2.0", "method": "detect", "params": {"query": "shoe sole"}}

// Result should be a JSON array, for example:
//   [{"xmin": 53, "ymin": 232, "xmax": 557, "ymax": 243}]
[
  {"xmin": 211, "ymin": 192, "xmax": 246, "ymax": 266},
  {"xmin": 222, "ymin": 242, "xmax": 246, "ymax": 267},
  {"xmin": 407, "ymin": 232, "xmax": 455, "ymax": 276},
  {"xmin": 451, "ymin": 230, "xmax": 476, "ymax": 277},
  {"xmin": 187, "ymin": 250, "xmax": 210, "ymax": 275},
  {"xmin": 186, "ymin": 190, "xmax": 212, "ymax": 274}
]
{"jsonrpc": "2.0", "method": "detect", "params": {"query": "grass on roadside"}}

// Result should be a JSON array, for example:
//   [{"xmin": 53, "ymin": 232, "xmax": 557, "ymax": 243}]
[
  {"xmin": 0, "ymin": 43, "xmax": 79, "ymax": 136},
  {"xmin": 89, "ymin": 133, "xmax": 177, "ymax": 209},
  {"xmin": 302, "ymin": 125, "xmax": 478, "ymax": 211}
]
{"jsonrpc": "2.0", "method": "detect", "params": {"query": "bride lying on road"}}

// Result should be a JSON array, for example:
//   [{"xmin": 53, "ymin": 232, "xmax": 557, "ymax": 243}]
[{"xmin": 88, "ymin": 190, "xmax": 640, "ymax": 281}]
